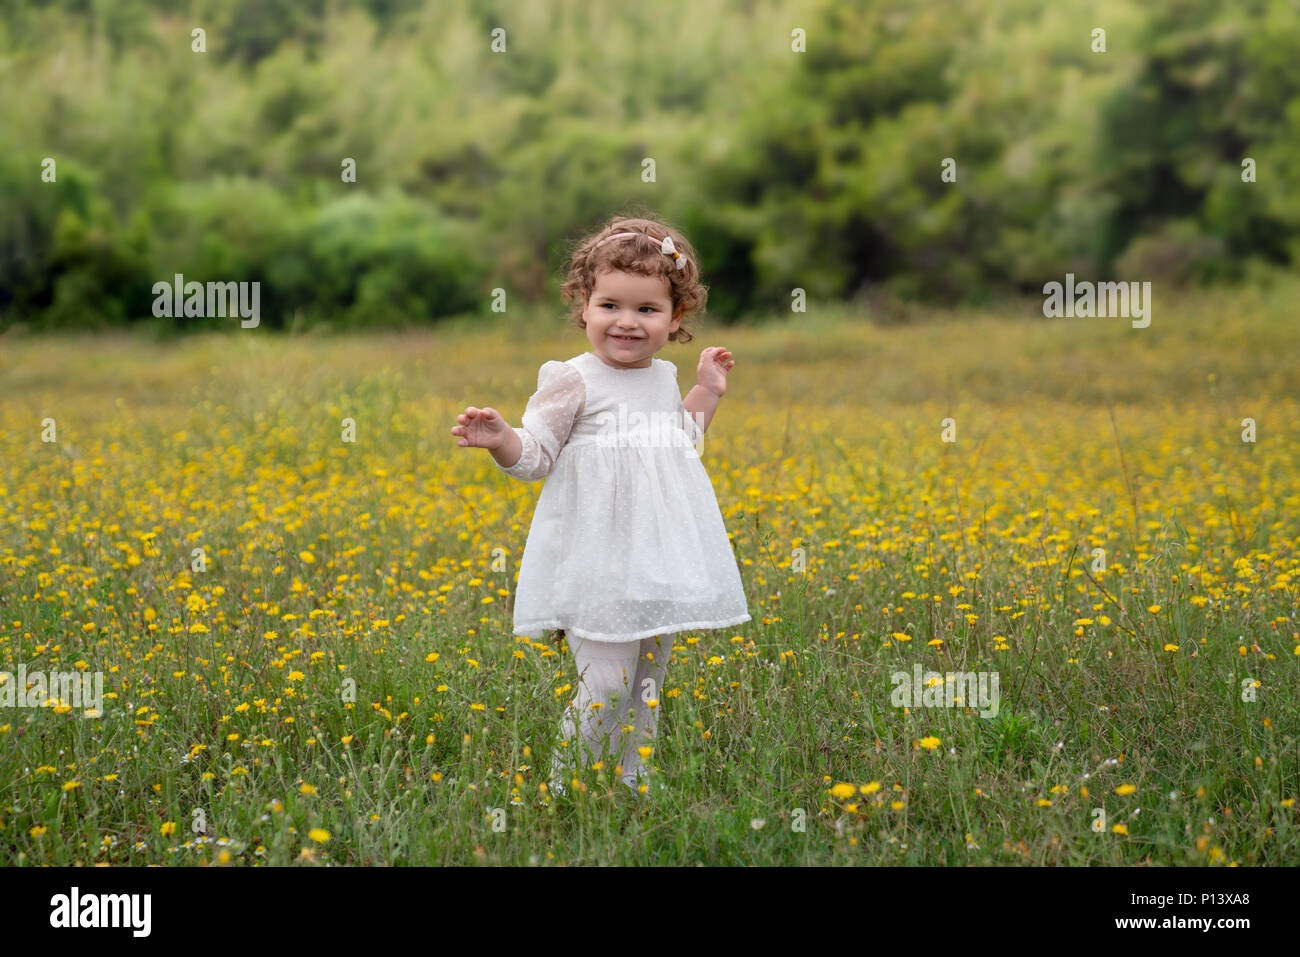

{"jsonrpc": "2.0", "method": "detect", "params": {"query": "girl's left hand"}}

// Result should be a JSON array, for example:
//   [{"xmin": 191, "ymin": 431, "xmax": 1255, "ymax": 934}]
[{"xmin": 697, "ymin": 346, "xmax": 734, "ymax": 397}]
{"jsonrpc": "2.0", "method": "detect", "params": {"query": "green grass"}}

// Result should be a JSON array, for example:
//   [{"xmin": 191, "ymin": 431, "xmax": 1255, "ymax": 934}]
[{"xmin": 1, "ymin": 282, "xmax": 1298, "ymax": 864}]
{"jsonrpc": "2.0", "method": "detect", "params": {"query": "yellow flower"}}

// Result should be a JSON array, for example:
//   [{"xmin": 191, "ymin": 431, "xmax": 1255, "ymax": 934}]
[
  {"xmin": 1115, "ymin": 784, "xmax": 1136, "ymax": 795},
  {"xmin": 300, "ymin": 782, "xmax": 317, "ymax": 795},
  {"xmin": 829, "ymin": 783, "xmax": 857, "ymax": 799},
  {"xmin": 62, "ymin": 780, "xmax": 80, "ymax": 791},
  {"xmin": 160, "ymin": 821, "xmax": 176, "ymax": 836},
  {"xmin": 30, "ymin": 825, "xmax": 48, "ymax": 838},
  {"xmin": 300, "ymin": 551, "xmax": 316, "ymax": 563},
  {"xmin": 1112, "ymin": 823, "xmax": 1129, "ymax": 835},
  {"xmin": 860, "ymin": 781, "xmax": 881, "ymax": 794},
  {"xmin": 917, "ymin": 736, "xmax": 941, "ymax": 750},
  {"xmin": 637, "ymin": 745, "xmax": 653, "ymax": 759},
  {"xmin": 308, "ymin": 828, "xmax": 330, "ymax": 843}
]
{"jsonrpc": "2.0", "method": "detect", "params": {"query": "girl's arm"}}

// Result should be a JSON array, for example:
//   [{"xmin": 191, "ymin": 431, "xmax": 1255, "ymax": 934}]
[
  {"xmin": 488, "ymin": 428, "xmax": 523, "ymax": 470},
  {"xmin": 487, "ymin": 360, "xmax": 585, "ymax": 483},
  {"xmin": 682, "ymin": 385, "xmax": 721, "ymax": 436},
  {"xmin": 452, "ymin": 405, "xmax": 521, "ymax": 462},
  {"xmin": 681, "ymin": 347, "xmax": 735, "ymax": 438}
]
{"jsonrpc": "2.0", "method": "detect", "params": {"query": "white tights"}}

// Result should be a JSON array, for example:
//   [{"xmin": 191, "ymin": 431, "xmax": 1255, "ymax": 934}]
[{"xmin": 553, "ymin": 633, "xmax": 674, "ymax": 783}]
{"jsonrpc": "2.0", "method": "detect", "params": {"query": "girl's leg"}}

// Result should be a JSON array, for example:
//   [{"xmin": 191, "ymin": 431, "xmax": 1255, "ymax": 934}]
[
  {"xmin": 618, "ymin": 634, "xmax": 674, "ymax": 782},
  {"xmin": 553, "ymin": 635, "xmax": 641, "ymax": 780}
]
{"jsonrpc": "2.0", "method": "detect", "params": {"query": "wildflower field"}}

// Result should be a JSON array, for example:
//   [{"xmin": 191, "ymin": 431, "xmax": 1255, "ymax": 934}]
[{"xmin": 2, "ymin": 282, "xmax": 1299, "ymax": 866}]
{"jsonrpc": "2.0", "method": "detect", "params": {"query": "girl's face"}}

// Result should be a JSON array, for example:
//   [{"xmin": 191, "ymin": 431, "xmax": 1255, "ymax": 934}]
[{"xmin": 582, "ymin": 267, "xmax": 681, "ymax": 370}]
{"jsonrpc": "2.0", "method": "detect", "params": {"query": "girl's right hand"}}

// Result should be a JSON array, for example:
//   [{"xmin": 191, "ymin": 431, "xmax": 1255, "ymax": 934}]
[{"xmin": 451, "ymin": 407, "xmax": 510, "ymax": 449}]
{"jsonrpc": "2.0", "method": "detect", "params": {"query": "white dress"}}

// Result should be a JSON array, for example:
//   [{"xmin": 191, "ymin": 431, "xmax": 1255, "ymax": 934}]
[{"xmin": 495, "ymin": 351, "xmax": 752, "ymax": 643}]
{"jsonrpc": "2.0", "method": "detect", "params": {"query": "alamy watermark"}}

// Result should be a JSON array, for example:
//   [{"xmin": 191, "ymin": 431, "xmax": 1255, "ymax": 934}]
[
  {"xmin": 1, "ymin": 665, "xmax": 104, "ymax": 716},
  {"xmin": 1042, "ymin": 273, "xmax": 1151, "ymax": 328},
  {"xmin": 890, "ymin": 663, "xmax": 1000, "ymax": 718},
  {"xmin": 151, "ymin": 273, "xmax": 260, "ymax": 327},
  {"xmin": 593, "ymin": 402, "xmax": 702, "ymax": 458},
  {"xmin": 50, "ymin": 887, "xmax": 150, "ymax": 937}
]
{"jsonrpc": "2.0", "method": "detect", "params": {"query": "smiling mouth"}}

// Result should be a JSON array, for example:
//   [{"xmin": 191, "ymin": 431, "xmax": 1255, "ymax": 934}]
[{"xmin": 611, "ymin": 335, "xmax": 642, "ymax": 341}]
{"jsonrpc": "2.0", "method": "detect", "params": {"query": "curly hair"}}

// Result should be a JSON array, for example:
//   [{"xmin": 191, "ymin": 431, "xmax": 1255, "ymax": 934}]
[{"xmin": 559, "ymin": 213, "xmax": 707, "ymax": 345}]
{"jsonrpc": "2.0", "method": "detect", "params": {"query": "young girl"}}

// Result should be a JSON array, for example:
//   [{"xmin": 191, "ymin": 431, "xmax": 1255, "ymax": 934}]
[{"xmin": 450, "ymin": 215, "xmax": 751, "ymax": 798}]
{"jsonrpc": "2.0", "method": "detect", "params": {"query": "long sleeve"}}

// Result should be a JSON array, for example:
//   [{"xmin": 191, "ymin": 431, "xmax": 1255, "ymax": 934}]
[
  {"xmin": 495, "ymin": 360, "xmax": 586, "ymax": 482},
  {"xmin": 666, "ymin": 360, "xmax": 705, "ymax": 447},
  {"xmin": 678, "ymin": 396, "xmax": 705, "ymax": 447}
]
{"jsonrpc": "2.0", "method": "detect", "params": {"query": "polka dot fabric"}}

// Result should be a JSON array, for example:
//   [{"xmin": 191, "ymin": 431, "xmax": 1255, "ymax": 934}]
[{"xmin": 496, "ymin": 351, "xmax": 751, "ymax": 642}]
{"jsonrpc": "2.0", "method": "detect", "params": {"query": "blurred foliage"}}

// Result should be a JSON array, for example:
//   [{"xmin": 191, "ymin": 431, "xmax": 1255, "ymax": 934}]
[{"xmin": 1, "ymin": 0, "xmax": 1297, "ymax": 331}]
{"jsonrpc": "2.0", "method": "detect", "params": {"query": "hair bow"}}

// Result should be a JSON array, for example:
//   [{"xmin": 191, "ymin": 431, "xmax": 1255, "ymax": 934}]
[{"xmin": 659, "ymin": 236, "xmax": 687, "ymax": 271}]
